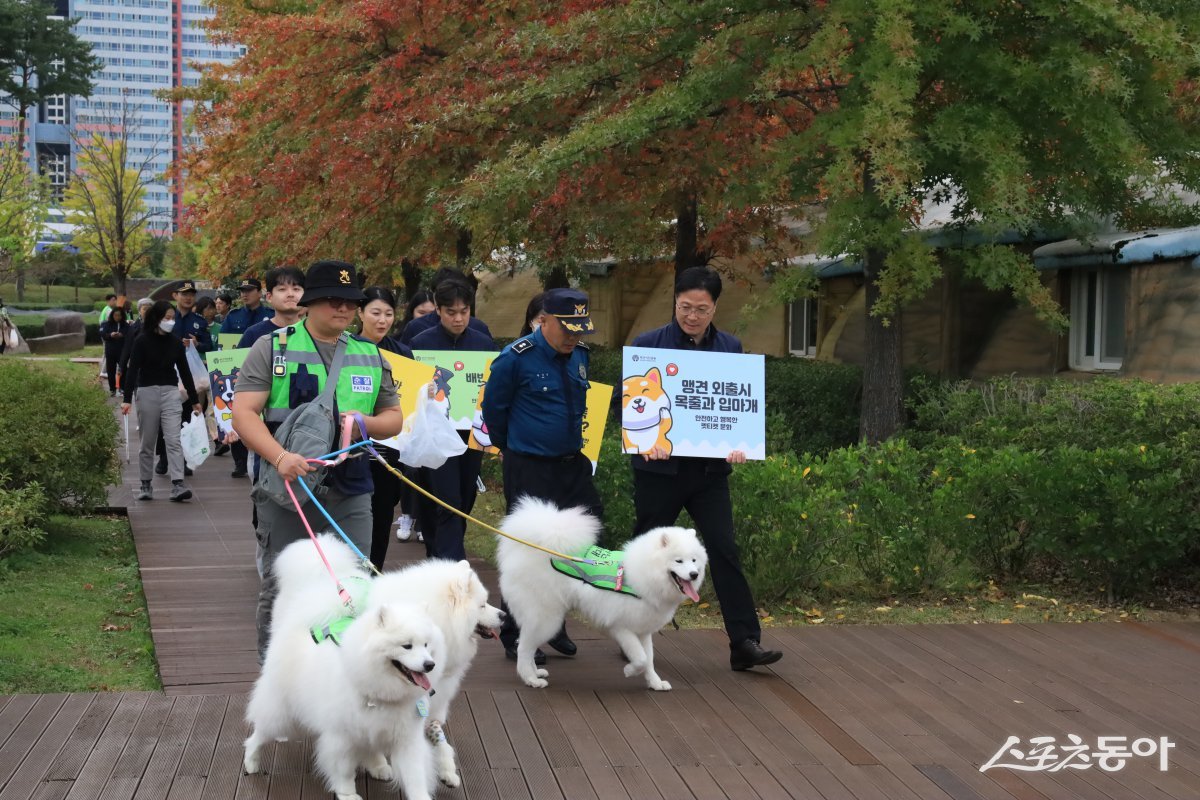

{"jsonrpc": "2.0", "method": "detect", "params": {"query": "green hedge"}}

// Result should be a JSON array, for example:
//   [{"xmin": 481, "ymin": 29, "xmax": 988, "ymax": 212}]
[
  {"xmin": 0, "ymin": 484, "xmax": 46, "ymax": 559},
  {"xmin": 9, "ymin": 302, "xmax": 97, "ymax": 313},
  {"xmin": 12, "ymin": 318, "xmax": 101, "ymax": 345},
  {"xmin": 0, "ymin": 362, "xmax": 118, "ymax": 520}
]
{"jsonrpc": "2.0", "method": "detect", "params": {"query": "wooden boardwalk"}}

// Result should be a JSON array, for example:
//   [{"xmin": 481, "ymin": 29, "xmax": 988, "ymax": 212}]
[{"xmin": 2, "ymin": 421, "xmax": 1199, "ymax": 799}]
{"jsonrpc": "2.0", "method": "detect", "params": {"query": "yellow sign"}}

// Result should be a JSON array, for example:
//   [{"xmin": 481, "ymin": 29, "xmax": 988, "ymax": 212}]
[
  {"xmin": 468, "ymin": 373, "xmax": 612, "ymax": 472},
  {"xmin": 380, "ymin": 350, "xmax": 437, "ymax": 421},
  {"xmin": 581, "ymin": 382, "xmax": 612, "ymax": 470}
]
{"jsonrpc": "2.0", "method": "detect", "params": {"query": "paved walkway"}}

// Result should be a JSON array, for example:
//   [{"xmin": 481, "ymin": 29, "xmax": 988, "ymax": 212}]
[{"xmin": 1, "ymin": 417, "xmax": 1199, "ymax": 798}]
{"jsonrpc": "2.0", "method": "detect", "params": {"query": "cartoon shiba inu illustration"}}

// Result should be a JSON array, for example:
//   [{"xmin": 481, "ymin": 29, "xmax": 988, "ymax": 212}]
[{"xmin": 621, "ymin": 367, "xmax": 673, "ymax": 455}]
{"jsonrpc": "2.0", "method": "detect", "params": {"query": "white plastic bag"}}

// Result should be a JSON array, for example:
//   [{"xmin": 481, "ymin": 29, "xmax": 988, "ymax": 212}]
[
  {"xmin": 5, "ymin": 326, "xmax": 16, "ymax": 348},
  {"xmin": 180, "ymin": 412, "xmax": 211, "ymax": 469},
  {"xmin": 389, "ymin": 382, "xmax": 467, "ymax": 469},
  {"xmin": 185, "ymin": 344, "xmax": 209, "ymax": 390}
]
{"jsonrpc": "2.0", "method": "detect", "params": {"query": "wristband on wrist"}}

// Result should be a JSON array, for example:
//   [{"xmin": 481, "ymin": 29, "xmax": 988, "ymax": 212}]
[{"xmin": 274, "ymin": 450, "xmax": 289, "ymax": 468}]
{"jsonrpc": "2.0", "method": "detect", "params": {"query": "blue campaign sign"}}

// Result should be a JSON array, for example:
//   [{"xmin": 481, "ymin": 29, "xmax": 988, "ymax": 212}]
[{"xmin": 621, "ymin": 347, "xmax": 766, "ymax": 460}]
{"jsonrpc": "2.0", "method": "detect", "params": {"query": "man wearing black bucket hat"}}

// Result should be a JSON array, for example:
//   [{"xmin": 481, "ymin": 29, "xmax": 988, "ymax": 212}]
[
  {"xmin": 483, "ymin": 287, "xmax": 602, "ymax": 665},
  {"xmin": 233, "ymin": 259, "xmax": 405, "ymax": 659}
]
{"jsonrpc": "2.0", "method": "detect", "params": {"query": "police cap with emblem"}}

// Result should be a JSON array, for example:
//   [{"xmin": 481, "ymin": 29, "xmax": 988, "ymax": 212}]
[
  {"xmin": 543, "ymin": 288, "xmax": 596, "ymax": 335},
  {"xmin": 175, "ymin": 280, "xmax": 197, "ymax": 293},
  {"xmin": 299, "ymin": 260, "xmax": 366, "ymax": 306}
]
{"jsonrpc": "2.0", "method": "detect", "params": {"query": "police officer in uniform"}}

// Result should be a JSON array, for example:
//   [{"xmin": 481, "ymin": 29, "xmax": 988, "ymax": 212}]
[
  {"xmin": 482, "ymin": 288, "xmax": 601, "ymax": 664},
  {"xmin": 171, "ymin": 280, "xmax": 214, "ymax": 353},
  {"xmin": 630, "ymin": 266, "xmax": 782, "ymax": 671},
  {"xmin": 220, "ymin": 277, "xmax": 273, "ymax": 337},
  {"xmin": 232, "ymin": 260, "xmax": 404, "ymax": 659}
]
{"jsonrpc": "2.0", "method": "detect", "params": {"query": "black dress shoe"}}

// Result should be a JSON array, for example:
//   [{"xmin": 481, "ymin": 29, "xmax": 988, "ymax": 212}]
[
  {"xmin": 213, "ymin": 442, "xmax": 230, "ymax": 456},
  {"xmin": 504, "ymin": 643, "xmax": 547, "ymax": 666},
  {"xmin": 231, "ymin": 469, "xmax": 248, "ymax": 478},
  {"xmin": 154, "ymin": 461, "xmax": 168, "ymax": 475},
  {"xmin": 730, "ymin": 639, "xmax": 783, "ymax": 671},
  {"xmin": 546, "ymin": 629, "xmax": 577, "ymax": 657},
  {"xmin": 184, "ymin": 466, "xmax": 193, "ymax": 477}
]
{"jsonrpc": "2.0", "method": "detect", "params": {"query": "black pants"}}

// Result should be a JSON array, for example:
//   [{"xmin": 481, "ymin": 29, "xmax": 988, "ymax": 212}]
[
  {"xmin": 498, "ymin": 451, "xmax": 603, "ymax": 649},
  {"xmin": 104, "ymin": 348, "xmax": 121, "ymax": 393},
  {"xmin": 416, "ymin": 449, "xmax": 483, "ymax": 562},
  {"xmin": 369, "ymin": 456, "xmax": 403, "ymax": 570},
  {"xmin": 231, "ymin": 440, "xmax": 249, "ymax": 472},
  {"xmin": 633, "ymin": 461, "xmax": 760, "ymax": 646}
]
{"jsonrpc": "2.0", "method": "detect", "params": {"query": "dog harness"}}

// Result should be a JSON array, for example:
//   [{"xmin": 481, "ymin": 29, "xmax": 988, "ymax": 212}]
[
  {"xmin": 550, "ymin": 546, "xmax": 640, "ymax": 597},
  {"xmin": 309, "ymin": 575, "xmax": 372, "ymax": 646}
]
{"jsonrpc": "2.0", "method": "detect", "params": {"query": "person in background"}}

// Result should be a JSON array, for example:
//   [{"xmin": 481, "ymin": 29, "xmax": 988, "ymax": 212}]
[
  {"xmin": 99, "ymin": 293, "xmax": 117, "ymax": 323},
  {"xmin": 356, "ymin": 286, "xmax": 415, "ymax": 569},
  {"xmin": 172, "ymin": 281, "xmax": 214, "ymax": 353},
  {"xmin": 630, "ymin": 266, "xmax": 782, "ymax": 672},
  {"xmin": 214, "ymin": 293, "xmax": 233, "ymax": 325},
  {"xmin": 482, "ymin": 288, "xmax": 599, "ymax": 665},
  {"xmin": 395, "ymin": 289, "xmax": 435, "ymax": 341},
  {"xmin": 121, "ymin": 300, "xmax": 201, "ymax": 503},
  {"xmin": 221, "ymin": 277, "xmax": 272, "ymax": 337},
  {"xmin": 408, "ymin": 280, "xmax": 495, "ymax": 561},
  {"xmin": 117, "ymin": 298, "xmax": 153, "ymax": 382},
  {"xmin": 195, "ymin": 296, "xmax": 219, "ymax": 339},
  {"xmin": 0, "ymin": 297, "xmax": 13, "ymax": 355},
  {"xmin": 519, "ymin": 292, "xmax": 546, "ymax": 337},
  {"xmin": 400, "ymin": 269, "xmax": 493, "ymax": 345},
  {"xmin": 99, "ymin": 306, "xmax": 130, "ymax": 396},
  {"xmin": 230, "ymin": 266, "xmax": 307, "ymax": 479}
]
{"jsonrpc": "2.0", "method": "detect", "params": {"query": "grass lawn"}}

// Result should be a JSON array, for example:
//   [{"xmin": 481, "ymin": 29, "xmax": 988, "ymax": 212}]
[
  {"xmin": 0, "ymin": 284, "xmax": 111, "ymax": 306},
  {"xmin": 0, "ymin": 514, "xmax": 160, "ymax": 694}
]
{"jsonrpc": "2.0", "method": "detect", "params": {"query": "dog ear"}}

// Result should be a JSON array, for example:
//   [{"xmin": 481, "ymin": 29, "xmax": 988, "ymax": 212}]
[
  {"xmin": 375, "ymin": 605, "xmax": 389, "ymax": 626},
  {"xmin": 660, "ymin": 531, "xmax": 671, "ymax": 548}
]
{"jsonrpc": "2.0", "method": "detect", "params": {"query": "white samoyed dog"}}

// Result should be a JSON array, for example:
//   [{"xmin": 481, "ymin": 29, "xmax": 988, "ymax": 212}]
[
  {"xmin": 496, "ymin": 497, "xmax": 707, "ymax": 691},
  {"xmin": 368, "ymin": 558, "xmax": 504, "ymax": 788},
  {"xmin": 243, "ymin": 535, "xmax": 444, "ymax": 800}
]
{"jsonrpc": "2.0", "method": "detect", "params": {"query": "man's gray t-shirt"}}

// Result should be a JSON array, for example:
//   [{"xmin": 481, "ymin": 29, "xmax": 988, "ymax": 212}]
[{"xmin": 236, "ymin": 330, "xmax": 399, "ymax": 410}]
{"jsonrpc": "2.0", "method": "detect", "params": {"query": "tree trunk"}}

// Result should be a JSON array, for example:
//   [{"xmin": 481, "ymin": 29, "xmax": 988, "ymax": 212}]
[
  {"xmin": 542, "ymin": 266, "xmax": 569, "ymax": 290},
  {"xmin": 114, "ymin": 270, "xmax": 127, "ymax": 297},
  {"xmin": 859, "ymin": 246, "xmax": 905, "ymax": 443},
  {"xmin": 455, "ymin": 228, "xmax": 472, "ymax": 269},
  {"xmin": 674, "ymin": 193, "xmax": 699, "ymax": 279},
  {"xmin": 15, "ymin": 265, "xmax": 25, "ymax": 302},
  {"xmin": 400, "ymin": 258, "xmax": 422, "ymax": 301}
]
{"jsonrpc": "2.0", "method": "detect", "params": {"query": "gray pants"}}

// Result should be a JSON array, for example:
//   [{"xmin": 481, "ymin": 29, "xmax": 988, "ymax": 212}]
[
  {"xmin": 136, "ymin": 385, "xmax": 184, "ymax": 482},
  {"xmin": 252, "ymin": 485, "xmax": 371, "ymax": 660}
]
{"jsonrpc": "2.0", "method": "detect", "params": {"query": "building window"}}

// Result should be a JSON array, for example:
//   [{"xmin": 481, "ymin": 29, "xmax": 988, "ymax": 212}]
[
  {"xmin": 37, "ymin": 143, "xmax": 70, "ymax": 203},
  {"xmin": 1070, "ymin": 268, "xmax": 1128, "ymax": 371},
  {"xmin": 788, "ymin": 297, "xmax": 819, "ymax": 358}
]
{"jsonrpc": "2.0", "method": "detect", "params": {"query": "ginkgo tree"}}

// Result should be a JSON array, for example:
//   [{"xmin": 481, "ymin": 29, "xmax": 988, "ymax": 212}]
[
  {"xmin": 64, "ymin": 104, "xmax": 164, "ymax": 295},
  {"xmin": 0, "ymin": 138, "xmax": 47, "ymax": 293}
]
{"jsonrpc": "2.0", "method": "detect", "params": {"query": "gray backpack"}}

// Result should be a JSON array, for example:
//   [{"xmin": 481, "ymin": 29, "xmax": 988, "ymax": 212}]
[{"xmin": 258, "ymin": 335, "xmax": 350, "ymax": 509}]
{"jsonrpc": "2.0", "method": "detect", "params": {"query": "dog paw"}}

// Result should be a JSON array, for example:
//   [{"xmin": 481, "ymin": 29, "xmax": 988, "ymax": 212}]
[
  {"xmin": 335, "ymin": 793, "xmax": 363, "ymax": 800},
  {"xmin": 649, "ymin": 679, "xmax": 672, "ymax": 691},
  {"xmin": 523, "ymin": 676, "xmax": 549, "ymax": 688},
  {"xmin": 623, "ymin": 662, "xmax": 645, "ymax": 678},
  {"xmin": 242, "ymin": 752, "xmax": 261, "ymax": 774},
  {"xmin": 536, "ymin": 668, "xmax": 549, "ymax": 678},
  {"xmin": 366, "ymin": 764, "xmax": 394, "ymax": 782},
  {"xmin": 438, "ymin": 770, "xmax": 462, "ymax": 788}
]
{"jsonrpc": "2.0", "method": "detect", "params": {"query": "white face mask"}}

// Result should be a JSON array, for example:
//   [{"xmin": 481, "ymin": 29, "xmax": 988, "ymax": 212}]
[{"xmin": 158, "ymin": 319, "xmax": 176, "ymax": 333}]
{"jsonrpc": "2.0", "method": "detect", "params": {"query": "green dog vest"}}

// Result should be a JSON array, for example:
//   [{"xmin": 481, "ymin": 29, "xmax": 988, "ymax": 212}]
[
  {"xmin": 309, "ymin": 575, "xmax": 372, "ymax": 646},
  {"xmin": 550, "ymin": 546, "xmax": 640, "ymax": 597}
]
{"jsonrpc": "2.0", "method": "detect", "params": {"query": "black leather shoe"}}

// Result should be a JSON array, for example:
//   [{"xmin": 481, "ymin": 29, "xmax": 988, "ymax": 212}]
[
  {"xmin": 184, "ymin": 466, "xmax": 193, "ymax": 477},
  {"xmin": 231, "ymin": 469, "xmax": 248, "ymax": 479},
  {"xmin": 730, "ymin": 639, "xmax": 783, "ymax": 671},
  {"xmin": 504, "ymin": 643, "xmax": 547, "ymax": 666},
  {"xmin": 546, "ymin": 629, "xmax": 577, "ymax": 657},
  {"xmin": 154, "ymin": 460, "xmax": 168, "ymax": 475},
  {"xmin": 214, "ymin": 443, "xmax": 230, "ymax": 456}
]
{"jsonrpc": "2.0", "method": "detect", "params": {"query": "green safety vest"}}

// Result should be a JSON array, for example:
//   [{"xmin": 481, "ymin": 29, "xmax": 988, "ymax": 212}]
[
  {"xmin": 550, "ymin": 545, "xmax": 640, "ymax": 597},
  {"xmin": 263, "ymin": 322, "xmax": 383, "ymax": 428}
]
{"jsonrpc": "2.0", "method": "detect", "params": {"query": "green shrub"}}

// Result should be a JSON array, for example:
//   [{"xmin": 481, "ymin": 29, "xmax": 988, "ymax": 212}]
[
  {"xmin": 594, "ymin": 428, "xmax": 635, "ymax": 549},
  {"xmin": 0, "ymin": 361, "xmax": 119, "ymax": 510},
  {"xmin": 0, "ymin": 483, "xmax": 46, "ymax": 559},
  {"xmin": 763, "ymin": 357, "xmax": 861, "ymax": 456},
  {"xmin": 731, "ymin": 455, "xmax": 848, "ymax": 601}
]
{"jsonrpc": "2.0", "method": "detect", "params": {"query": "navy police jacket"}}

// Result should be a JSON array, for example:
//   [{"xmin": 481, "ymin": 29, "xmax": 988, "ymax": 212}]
[
  {"xmin": 401, "ymin": 313, "xmax": 493, "ymax": 346},
  {"xmin": 172, "ymin": 309, "xmax": 214, "ymax": 353},
  {"xmin": 629, "ymin": 319, "xmax": 742, "ymax": 476},
  {"xmin": 482, "ymin": 328, "xmax": 590, "ymax": 457},
  {"xmin": 220, "ymin": 304, "xmax": 273, "ymax": 336},
  {"xmin": 407, "ymin": 322, "xmax": 495, "ymax": 352}
]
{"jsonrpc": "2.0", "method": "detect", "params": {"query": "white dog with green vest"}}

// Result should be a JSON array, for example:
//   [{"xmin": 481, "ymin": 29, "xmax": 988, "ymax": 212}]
[{"xmin": 497, "ymin": 497, "xmax": 708, "ymax": 691}]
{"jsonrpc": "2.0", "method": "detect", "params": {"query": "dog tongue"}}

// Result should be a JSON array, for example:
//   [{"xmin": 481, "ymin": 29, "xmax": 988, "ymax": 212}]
[
  {"xmin": 682, "ymin": 580, "xmax": 700, "ymax": 603},
  {"xmin": 411, "ymin": 671, "xmax": 431, "ymax": 691}
]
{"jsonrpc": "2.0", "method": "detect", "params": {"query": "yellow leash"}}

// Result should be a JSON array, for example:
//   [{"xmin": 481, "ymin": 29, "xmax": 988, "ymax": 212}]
[{"xmin": 365, "ymin": 448, "xmax": 598, "ymax": 565}]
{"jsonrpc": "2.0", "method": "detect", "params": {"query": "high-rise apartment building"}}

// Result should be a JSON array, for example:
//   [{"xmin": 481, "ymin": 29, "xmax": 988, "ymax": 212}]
[{"xmin": 7, "ymin": 0, "xmax": 241, "ymax": 239}]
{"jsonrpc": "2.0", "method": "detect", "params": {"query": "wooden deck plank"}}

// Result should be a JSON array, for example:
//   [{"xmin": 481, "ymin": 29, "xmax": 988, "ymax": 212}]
[
  {"xmin": 198, "ymin": 694, "xmax": 247, "ymax": 800},
  {"xmin": 491, "ymin": 691, "xmax": 564, "ymax": 800},
  {"xmin": 44, "ymin": 694, "xmax": 122, "ymax": 783},
  {"xmin": 63, "ymin": 693, "xmax": 150, "ymax": 800},
  {"xmin": 0, "ymin": 695, "xmax": 68, "ymax": 789},
  {"xmin": 0, "ymin": 694, "xmax": 93, "ymax": 800}
]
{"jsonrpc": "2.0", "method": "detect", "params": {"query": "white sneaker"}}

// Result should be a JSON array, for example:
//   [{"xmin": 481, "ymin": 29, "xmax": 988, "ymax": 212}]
[{"xmin": 395, "ymin": 515, "xmax": 413, "ymax": 541}]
